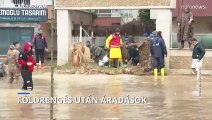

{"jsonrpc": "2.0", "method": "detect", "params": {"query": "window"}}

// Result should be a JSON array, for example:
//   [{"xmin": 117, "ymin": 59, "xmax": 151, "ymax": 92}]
[
  {"xmin": 128, "ymin": 13, "xmax": 133, "ymax": 17},
  {"xmin": 0, "ymin": 27, "xmax": 34, "ymax": 55},
  {"xmin": 172, "ymin": 33, "xmax": 212, "ymax": 49},
  {"xmin": 13, "ymin": 0, "xmax": 30, "ymax": 6}
]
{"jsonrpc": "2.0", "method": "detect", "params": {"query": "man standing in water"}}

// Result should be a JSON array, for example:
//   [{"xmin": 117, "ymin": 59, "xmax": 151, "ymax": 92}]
[
  {"xmin": 191, "ymin": 38, "xmax": 205, "ymax": 74},
  {"xmin": 191, "ymin": 38, "xmax": 205, "ymax": 96},
  {"xmin": 32, "ymin": 28, "xmax": 48, "ymax": 70},
  {"xmin": 150, "ymin": 33, "xmax": 167, "ymax": 76}
]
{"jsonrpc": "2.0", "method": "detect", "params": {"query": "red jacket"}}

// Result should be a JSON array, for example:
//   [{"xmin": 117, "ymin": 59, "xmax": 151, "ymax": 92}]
[
  {"xmin": 110, "ymin": 34, "xmax": 121, "ymax": 48},
  {"xmin": 18, "ymin": 42, "xmax": 36, "ymax": 72},
  {"xmin": 32, "ymin": 33, "xmax": 48, "ymax": 49}
]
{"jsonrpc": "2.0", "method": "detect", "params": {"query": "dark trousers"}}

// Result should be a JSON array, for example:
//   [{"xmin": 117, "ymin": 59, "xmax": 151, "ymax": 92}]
[
  {"xmin": 153, "ymin": 57, "xmax": 165, "ymax": 69},
  {"xmin": 132, "ymin": 57, "xmax": 139, "ymax": 66},
  {"xmin": 21, "ymin": 70, "xmax": 33, "ymax": 91},
  {"xmin": 35, "ymin": 49, "xmax": 45, "ymax": 64}
]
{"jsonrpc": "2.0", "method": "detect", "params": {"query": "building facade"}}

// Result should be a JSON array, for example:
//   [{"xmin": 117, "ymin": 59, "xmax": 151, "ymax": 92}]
[
  {"xmin": 92, "ymin": 17, "xmax": 122, "ymax": 36},
  {"xmin": 55, "ymin": 0, "xmax": 175, "ymax": 65},
  {"xmin": 93, "ymin": 9, "xmax": 139, "ymax": 24},
  {"xmin": 171, "ymin": 0, "xmax": 212, "ymax": 49},
  {"xmin": 40, "ymin": 7, "xmax": 93, "ymax": 58},
  {"xmin": 111, "ymin": 10, "xmax": 139, "ymax": 24},
  {"xmin": 169, "ymin": 0, "xmax": 212, "ymax": 73},
  {"xmin": 0, "ymin": 0, "xmax": 50, "ymax": 55}
]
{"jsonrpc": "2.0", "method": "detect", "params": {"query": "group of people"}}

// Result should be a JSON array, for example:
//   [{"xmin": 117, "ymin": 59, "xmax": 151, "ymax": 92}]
[
  {"xmin": 177, "ymin": 7, "xmax": 206, "ymax": 74},
  {"xmin": 86, "ymin": 28, "xmax": 124, "ymax": 68},
  {"xmin": 3, "ymin": 24, "xmax": 205, "ymax": 92},
  {"xmin": 88, "ymin": 25, "xmax": 206, "ymax": 77},
  {"xmin": 87, "ymin": 28, "xmax": 168, "ymax": 76},
  {"xmin": 5, "ymin": 41, "xmax": 36, "ymax": 91},
  {"xmin": 5, "ymin": 28, "xmax": 48, "ymax": 91},
  {"xmin": 140, "ymin": 31, "xmax": 167, "ymax": 76}
]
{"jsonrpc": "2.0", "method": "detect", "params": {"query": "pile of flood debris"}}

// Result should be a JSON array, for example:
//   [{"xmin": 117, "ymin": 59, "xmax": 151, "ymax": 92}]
[
  {"xmin": 55, "ymin": 40, "xmax": 154, "ymax": 75},
  {"xmin": 55, "ymin": 63, "xmax": 152, "ymax": 75}
]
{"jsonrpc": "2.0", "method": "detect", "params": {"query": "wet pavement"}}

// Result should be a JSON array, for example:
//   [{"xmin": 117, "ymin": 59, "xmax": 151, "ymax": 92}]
[{"xmin": 0, "ymin": 71, "xmax": 212, "ymax": 120}]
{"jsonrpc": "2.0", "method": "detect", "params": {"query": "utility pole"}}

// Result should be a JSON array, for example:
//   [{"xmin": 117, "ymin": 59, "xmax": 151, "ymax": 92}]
[
  {"xmin": 50, "ymin": 0, "xmax": 55, "ymax": 119},
  {"xmin": 197, "ymin": 68, "xmax": 202, "ymax": 97}
]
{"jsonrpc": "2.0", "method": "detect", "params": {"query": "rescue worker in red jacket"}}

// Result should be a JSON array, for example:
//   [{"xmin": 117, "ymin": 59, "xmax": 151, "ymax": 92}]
[
  {"xmin": 105, "ymin": 28, "xmax": 123, "ymax": 68},
  {"xmin": 18, "ymin": 42, "xmax": 36, "ymax": 91}
]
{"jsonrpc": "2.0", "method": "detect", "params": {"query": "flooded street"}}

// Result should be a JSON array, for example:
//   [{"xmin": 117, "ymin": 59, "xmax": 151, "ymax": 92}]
[{"xmin": 0, "ymin": 72, "xmax": 212, "ymax": 120}]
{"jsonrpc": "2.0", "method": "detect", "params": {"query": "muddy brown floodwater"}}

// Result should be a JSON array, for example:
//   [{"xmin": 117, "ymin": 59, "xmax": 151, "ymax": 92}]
[{"xmin": 0, "ymin": 71, "xmax": 212, "ymax": 120}]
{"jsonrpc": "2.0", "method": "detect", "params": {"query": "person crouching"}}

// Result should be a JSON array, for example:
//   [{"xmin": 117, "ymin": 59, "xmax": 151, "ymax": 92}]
[
  {"xmin": 18, "ymin": 42, "xmax": 36, "ymax": 91},
  {"xmin": 128, "ymin": 44, "xmax": 139, "ymax": 66},
  {"xmin": 90, "ymin": 45, "xmax": 106, "ymax": 63}
]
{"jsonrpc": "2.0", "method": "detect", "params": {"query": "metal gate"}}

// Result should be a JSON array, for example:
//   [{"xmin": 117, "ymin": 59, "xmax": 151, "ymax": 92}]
[{"xmin": 0, "ymin": 27, "xmax": 34, "ymax": 55}]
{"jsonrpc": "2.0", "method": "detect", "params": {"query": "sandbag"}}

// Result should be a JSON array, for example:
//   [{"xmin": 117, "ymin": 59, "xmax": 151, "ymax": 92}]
[
  {"xmin": 99, "ymin": 55, "xmax": 109, "ymax": 67},
  {"xmin": 71, "ymin": 49, "xmax": 81, "ymax": 67},
  {"xmin": 82, "ymin": 46, "xmax": 91, "ymax": 63},
  {"xmin": 69, "ymin": 43, "xmax": 91, "ymax": 66}
]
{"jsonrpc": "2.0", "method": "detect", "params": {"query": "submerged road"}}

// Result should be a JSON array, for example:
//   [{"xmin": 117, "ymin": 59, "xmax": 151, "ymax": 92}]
[{"xmin": 0, "ymin": 71, "xmax": 212, "ymax": 120}]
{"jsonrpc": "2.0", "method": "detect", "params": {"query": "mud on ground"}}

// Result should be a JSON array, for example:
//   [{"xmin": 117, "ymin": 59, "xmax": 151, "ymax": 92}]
[{"xmin": 55, "ymin": 63, "xmax": 150, "ymax": 75}]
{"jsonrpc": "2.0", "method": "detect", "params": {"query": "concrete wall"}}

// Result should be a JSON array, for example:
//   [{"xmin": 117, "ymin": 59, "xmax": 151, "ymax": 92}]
[
  {"xmin": 170, "ymin": 17, "xmax": 212, "ymax": 74},
  {"xmin": 47, "ymin": 6, "xmax": 92, "ymax": 26},
  {"xmin": 47, "ymin": 7, "xmax": 92, "ymax": 26},
  {"xmin": 169, "ymin": 49, "xmax": 212, "ymax": 75},
  {"xmin": 57, "ymin": 10, "xmax": 72, "ymax": 65},
  {"xmin": 70, "ymin": 11, "xmax": 92, "ymax": 26},
  {"xmin": 55, "ymin": 0, "xmax": 171, "ymax": 8},
  {"xmin": 0, "ymin": 0, "xmax": 51, "ymax": 8},
  {"xmin": 55, "ymin": 0, "xmax": 176, "ymax": 65},
  {"xmin": 41, "ymin": 10, "xmax": 92, "ymax": 53},
  {"xmin": 152, "ymin": 9, "xmax": 172, "ymax": 68}
]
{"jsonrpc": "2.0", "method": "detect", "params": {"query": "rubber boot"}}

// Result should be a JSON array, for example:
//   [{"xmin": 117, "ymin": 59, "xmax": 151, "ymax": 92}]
[
  {"xmin": 8, "ymin": 78, "xmax": 13, "ymax": 83},
  {"xmin": 114, "ymin": 59, "xmax": 118, "ymax": 68},
  {"xmin": 154, "ymin": 68, "xmax": 158, "ymax": 77},
  {"xmin": 109, "ymin": 61, "xmax": 113, "ymax": 68},
  {"xmin": 119, "ymin": 61, "xmax": 123, "ymax": 67},
  {"xmin": 161, "ymin": 68, "xmax": 165, "ymax": 76}
]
